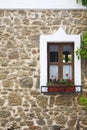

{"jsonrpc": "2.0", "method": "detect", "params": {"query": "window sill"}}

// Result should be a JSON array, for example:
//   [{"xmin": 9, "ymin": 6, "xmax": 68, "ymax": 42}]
[{"xmin": 41, "ymin": 85, "xmax": 82, "ymax": 93}]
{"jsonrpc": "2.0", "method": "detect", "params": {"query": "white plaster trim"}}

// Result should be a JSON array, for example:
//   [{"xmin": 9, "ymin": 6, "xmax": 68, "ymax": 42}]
[
  {"xmin": 40, "ymin": 27, "xmax": 81, "ymax": 88},
  {"xmin": 0, "ymin": 0, "xmax": 86, "ymax": 9}
]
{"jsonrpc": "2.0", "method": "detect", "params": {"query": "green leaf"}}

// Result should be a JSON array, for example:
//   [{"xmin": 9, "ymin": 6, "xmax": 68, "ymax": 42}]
[
  {"xmin": 80, "ymin": 96, "xmax": 87, "ymax": 106},
  {"xmin": 82, "ymin": 0, "xmax": 87, "ymax": 6}
]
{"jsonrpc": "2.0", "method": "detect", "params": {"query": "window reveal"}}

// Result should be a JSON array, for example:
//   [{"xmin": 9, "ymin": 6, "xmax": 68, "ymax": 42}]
[{"xmin": 48, "ymin": 43, "xmax": 74, "ymax": 83}]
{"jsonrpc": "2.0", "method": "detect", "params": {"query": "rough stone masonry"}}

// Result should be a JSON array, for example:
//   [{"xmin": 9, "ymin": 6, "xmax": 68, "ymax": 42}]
[{"xmin": 0, "ymin": 9, "xmax": 87, "ymax": 130}]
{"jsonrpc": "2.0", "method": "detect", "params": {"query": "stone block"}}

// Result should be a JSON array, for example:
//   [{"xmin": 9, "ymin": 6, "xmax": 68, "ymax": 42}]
[
  {"xmin": 68, "ymin": 119, "xmax": 76, "ymax": 126},
  {"xmin": 8, "ymin": 49, "xmax": 19, "ymax": 59},
  {"xmin": 55, "ymin": 95, "xmax": 74, "ymax": 106},
  {"xmin": 2, "ymin": 80, "xmax": 13, "ymax": 87},
  {"xmin": 52, "ymin": 125, "xmax": 61, "ymax": 130},
  {"xmin": 0, "ymin": 97, "xmax": 5, "ymax": 106},
  {"xmin": 0, "ymin": 73, "xmax": 7, "ymax": 80},
  {"xmin": 20, "ymin": 76, "xmax": 33, "ymax": 88},
  {"xmin": 0, "ymin": 111, "xmax": 11, "ymax": 118},
  {"xmin": 8, "ymin": 92, "xmax": 22, "ymax": 106},
  {"xmin": 0, "ymin": 11, "xmax": 4, "ymax": 17},
  {"xmin": 56, "ymin": 115, "xmax": 67, "ymax": 124},
  {"xmin": 37, "ymin": 96, "xmax": 48, "ymax": 108},
  {"xmin": 36, "ymin": 119, "xmax": 45, "ymax": 125}
]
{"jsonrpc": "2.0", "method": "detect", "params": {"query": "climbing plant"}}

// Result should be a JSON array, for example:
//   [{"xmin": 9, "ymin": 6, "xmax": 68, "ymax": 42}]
[
  {"xmin": 76, "ymin": 0, "xmax": 87, "ymax": 6},
  {"xmin": 80, "ymin": 96, "xmax": 87, "ymax": 110},
  {"xmin": 76, "ymin": 31, "xmax": 87, "ymax": 61}
]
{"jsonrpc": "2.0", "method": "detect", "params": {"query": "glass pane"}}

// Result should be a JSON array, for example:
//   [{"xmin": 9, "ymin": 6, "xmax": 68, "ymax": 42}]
[
  {"xmin": 63, "ymin": 65, "xmax": 72, "ymax": 79},
  {"xmin": 49, "ymin": 45, "xmax": 58, "ymax": 62},
  {"xmin": 63, "ymin": 45, "xmax": 72, "ymax": 63},
  {"xmin": 49, "ymin": 65, "xmax": 58, "ymax": 81}
]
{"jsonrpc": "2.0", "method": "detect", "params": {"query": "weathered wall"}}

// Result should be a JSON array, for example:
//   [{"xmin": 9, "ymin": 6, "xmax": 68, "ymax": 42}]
[{"xmin": 0, "ymin": 9, "xmax": 87, "ymax": 130}]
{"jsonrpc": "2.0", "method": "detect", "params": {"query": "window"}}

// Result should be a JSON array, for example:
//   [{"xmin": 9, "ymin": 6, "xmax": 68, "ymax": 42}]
[
  {"xmin": 40, "ymin": 27, "xmax": 81, "ymax": 93},
  {"xmin": 47, "ymin": 43, "xmax": 74, "ymax": 83}
]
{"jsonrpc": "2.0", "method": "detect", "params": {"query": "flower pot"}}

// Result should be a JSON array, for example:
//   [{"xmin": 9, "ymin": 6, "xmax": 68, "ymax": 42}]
[{"xmin": 48, "ymin": 85, "xmax": 75, "ymax": 93}]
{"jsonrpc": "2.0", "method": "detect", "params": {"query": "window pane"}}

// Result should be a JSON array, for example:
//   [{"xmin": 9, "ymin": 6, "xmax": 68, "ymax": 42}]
[
  {"xmin": 49, "ymin": 45, "xmax": 58, "ymax": 62},
  {"xmin": 63, "ymin": 65, "xmax": 72, "ymax": 79},
  {"xmin": 63, "ymin": 45, "xmax": 72, "ymax": 63},
  {"xmin": 49, "ymin": 65, "xmax": 58, "ymax": 81}
]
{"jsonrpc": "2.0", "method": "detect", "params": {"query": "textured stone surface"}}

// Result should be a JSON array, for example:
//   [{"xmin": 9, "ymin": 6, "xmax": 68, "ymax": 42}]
[
  {"xmin": 2, "ymin": 80, "xmax": 13, "ymax": 87},
  {"xmin": 56, "ymin": 115, "xmax": 67, "ymax": 124},
  {"xmin": 8, "ymin": 49, "xmax": 19, "ymax": 59},
  {"xmin": 36, "ymin": 119, "xmax": 45, "ymax": 125},
  {"xmin": 8, "ymin": 92, "xmax": 22, "ymax": 105},
  {"xmin": 20, "ymin": 76, "xmax": 33, "ymax": 88},
  {"xmin": 0, "ymin": 73, "xmax": 7, "ymax": 80},
  {"xmin": 52, "ymin": 125, "xmax": 61, "ymax": 130},
  {"xmin": 0, "ymin": 11, "xmax": 4, "ymax": 17},
  {"xmin": 0, "ymin": 97, "xmax": 5, "ymax": 106},
  {"xmin": 55, "ymin": 95, "xmax": 74, "ymax": 106},
  {"xmin": 37, "ymin": 96, "xmax": 48, "ymax": 108},
  {"xmin": 81, "ymin": 115, "xmax": 87, "ymax": 125},
  {"xmin": 68, "ymin": 119, "xmax": 76, "ymax": 126},
  {"xmin": 0, "ymin": 111, "xmax": 11, "ymax": 118},
  {"xmin": 0, "ymin": 9, "xmax": 86, "ymax": 130}
]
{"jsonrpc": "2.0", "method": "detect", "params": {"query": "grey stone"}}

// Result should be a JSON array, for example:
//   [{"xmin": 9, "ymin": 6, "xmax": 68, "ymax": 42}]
[
  {"xmin": 42, "ymin": 125, "xmax": 49, "ymax": 130},
  {"xmin": 30, "ymin": 90, "xmax": 40, "ymax": 97},
  {"xmin": 20, "ymin": 76, "xmax": 33, "ymax": 88},
  {"xmin": 0, "ymin": 51, "xmax": 7, "ymax": 57},
  {"xmin": 0, "ymin": 72, "xmax": 7, "ymax": 80},
  {"xmin": 3, "ymin": 18, "xmax": 11, "ymax": 25},
  {"xmin": 35, "ymin": 78, "xmax": 40, "ymax": 88},
  {"xmin": 0, "ymin": 97, "xmax": 5, "ymax": 106},
  {"xmin": 25, "ymin": 121, "xmax": 33, "ymax": 126},
  {"xmin": 37, "ymin": 96, "xmax": 48, "ymax": 108},
  {"xmin": 36, "ymin": 119, "xmax": 45, "ymax": 125},
  {"xmin": 55, "ymin": 95, "xmax": 74, "ymax": 106},
  {"xmin": 2, "ymin": 80, "xmax": 13, "ymax": 87},
  {"xmin": 56, "ymin": 115, "xmax": 67, "ymax": 124},
  {"xmin": 8, "ymin": 92, "xmax": 22, "ymax": 106},
  {"xmin": 0, "ymin": 11, "xmax": 4, "ymax": 17},
  {"xmin": 1, "ymin": 119, "xmax": 8, "ymax": 127},
  {"xmin": 8, "ymin": 49, "xmax": 19, "ymax": 59},
  {"xmin": 52, "ymin": 125, "xmax": 61, "ymax": 130},
  {"xmin": 0, "ymin": 111, "xmax": 11, "ymax": 118},
  {"xmin": 68, "ymin": 119, "xmax": 76, "ymax": 126},
  {"xmin": 18, "ymin": 10, "xmax": 27, "ymax": 16},
  {"xmin": 31, "ymin": 107, "xmax": 41, "ymax": 113}
]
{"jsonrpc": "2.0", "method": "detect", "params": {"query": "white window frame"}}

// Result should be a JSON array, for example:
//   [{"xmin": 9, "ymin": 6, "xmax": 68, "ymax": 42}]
[{"xmin": 40, "ymin": 27, "xmax": 81, "ymax": 88}]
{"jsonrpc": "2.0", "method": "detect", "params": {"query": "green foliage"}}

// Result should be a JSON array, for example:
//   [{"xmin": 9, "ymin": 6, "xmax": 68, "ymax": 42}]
[
  {"xmin": 76, "ymin": 48, "xmax": 81, "ymax": 60},
  {"xmin": 76, "ymin": 31, "xmax": 87, "ymax": 61},
  {"xmin": 80, "ymin": 96, "xmax": 87, "ymax": 110},
  {"xmin": 47, "ymin": 81, "xmax": 55, "ymax": 86},
  {"xmin": 47, "ymin": 79, "xmax": 74, "ymax": 86},
  {"xmin": 76, "ymin": 0, "xmax": 87, "ymax": 6}
]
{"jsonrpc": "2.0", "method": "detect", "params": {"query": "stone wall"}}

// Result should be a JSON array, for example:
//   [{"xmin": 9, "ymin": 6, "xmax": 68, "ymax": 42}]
[{"xmin": 0, "ymin": 9, "xmax": 87, "ymax": 130}]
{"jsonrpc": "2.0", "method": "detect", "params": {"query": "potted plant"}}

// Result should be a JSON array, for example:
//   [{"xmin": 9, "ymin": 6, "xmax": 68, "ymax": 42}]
[{"xmin": 47, "ymin": 76, "xmax": 75, "ymax": 93}]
